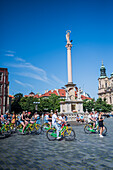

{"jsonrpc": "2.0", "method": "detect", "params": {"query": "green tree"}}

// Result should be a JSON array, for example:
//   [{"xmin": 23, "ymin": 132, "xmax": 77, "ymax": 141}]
[
  {"xmin": 94, "ymin": 98, "xmax": 112, "ymax": 113},
  {"xmin": 11, "ymin": 93, "xmax": 23, "ymax": 113},
  {"xmin": 19, "ymin": 97, "xmax": 40, "ymax": 113},
  {"xmin": 83, "ymin": 99, "xmax": 95, "ymax": 112},
  {"xmin": 48, "ymin": 94, "xmax": 61, "ymax": 112}
]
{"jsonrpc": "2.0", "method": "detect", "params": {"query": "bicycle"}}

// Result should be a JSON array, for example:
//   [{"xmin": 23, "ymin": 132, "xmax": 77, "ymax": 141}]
[
  {"xmin": 0, "ymin": 121, "xmax": 11, "ymax": 135},
  {"xmin": 17, "ymin": 121, "xmax": 42, "ymax": 135},
  {"xmin": 46, "ymin": 122, "xmax": 76, "ymax": 141},
  {"xmin": 41, "ymin": 122, "xmax": 51, "ymax": 132},
  {"xmin": 84, "ymin": 121, "xmax": 107, "ymax": 135}
]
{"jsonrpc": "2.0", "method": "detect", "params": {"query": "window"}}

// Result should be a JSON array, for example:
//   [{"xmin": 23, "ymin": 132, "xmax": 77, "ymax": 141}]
[
  {"xmin": 99, "ymin": 81, "xmax": 101, "ymax": 88},
  {"xmin": 105, "ymin": 80, "xmax": 107, "ymax": 88},
  {"xmin": 0, "ymin": 85, "xmax": 2, "ymax": 95},
  {"xmin": 0, "ymin": 98, "xmax": 2, "ymax": 105},
  {"xmin": 0, "ymin": 73, "xmax": 3, "ymax": 81},
  {"xmin": 110, "ymin": 96, "xmax": 112, "ymax": 104}
]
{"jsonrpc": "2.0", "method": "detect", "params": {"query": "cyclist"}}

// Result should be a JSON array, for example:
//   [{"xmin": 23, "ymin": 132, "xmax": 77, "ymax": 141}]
[
  {"xmin": 52, "ymin": 111, "xmax": 66, "ymax": 140},
  {"xmin": 88, "ymin": 112, "xmax": 97, "ymax": 129},
  {"xmin": 3, "ymin": 111, "xmax": 8, "ymax": 121},
  {"xmin": 44, "ymin": 112, "xmax": 49, "ymax": 123},
  {"xmin": 58, "ymin": 113, "xmax": 65, "ymax": 128},
  {"xmin": 48, "ymin": 113, "xmax": 52, "ymax": 128},
  {"xmin": 93, "ymin": 111, "xmax": 99, "ymax": 129},
  {"xmin": 34, "ymin": 112, "xmax": 40, "ymax": 124},
  {"xmin": 20, "ymin": 111, "xmax": 28, "ymax": 134}
]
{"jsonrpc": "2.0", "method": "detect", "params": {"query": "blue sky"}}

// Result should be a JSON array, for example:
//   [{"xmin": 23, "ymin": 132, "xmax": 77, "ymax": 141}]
[{"xmin": 0, "ymin": 0, "xmax": 113, "ymax": 99}]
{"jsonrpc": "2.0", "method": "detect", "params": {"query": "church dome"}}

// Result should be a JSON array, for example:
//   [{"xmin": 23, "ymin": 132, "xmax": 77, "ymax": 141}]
[{"xmin": 99, "ymin": 62, "xmax": 107, "ymax": 78}]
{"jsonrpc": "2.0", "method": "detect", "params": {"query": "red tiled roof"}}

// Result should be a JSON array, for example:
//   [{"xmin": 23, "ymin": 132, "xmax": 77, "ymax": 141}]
[
  {"xmin": 34, "ymin": 94, "xmax": 39, "ymax": 98},
  {"xmin": 24, "ymin": 95, "xmax": 29, "ymax": 97},
  {"xmin": 24, "ymin": 89, "xmax": 92, "ymax": 100},
  {"xmin": 39, "ymin": 90, "xmax": 59, "ymax": 98},
  {"xmin": 9, "ymin": 95, "xmax": 14, "ymax": 98},
  {"xmin": 81, "ymin": 95, "xmax": 92, "ymax": 100},
  {"xmin": 58, "ymin": 89, "xmax": 66, "ymax": 96}
]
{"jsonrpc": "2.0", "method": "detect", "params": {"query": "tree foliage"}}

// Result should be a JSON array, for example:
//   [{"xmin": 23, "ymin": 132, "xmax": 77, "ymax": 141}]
[
  {"xmin": 19, "ymin": 93, "xmax": 61, "ymax": 113},
  {"xmin": 11, "ymin": 93, "xmax": 23, "ymax": 113},
  {"xmin": 12, "ymin": 93, "xmax": 112, "ymax": 114},
  {"xmin": 83, "ymin": 99, "xmax": 95, "ymax": 112},
  {"xmin": 83, "ymin": 98, "xmax": 112, "ymax": 113}
]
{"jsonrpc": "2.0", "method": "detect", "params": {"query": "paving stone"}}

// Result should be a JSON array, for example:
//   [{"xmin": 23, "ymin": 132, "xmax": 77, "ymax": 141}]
[{"xmin": 0, "ymin": 118, "xmax": 113, "ymax": 169}]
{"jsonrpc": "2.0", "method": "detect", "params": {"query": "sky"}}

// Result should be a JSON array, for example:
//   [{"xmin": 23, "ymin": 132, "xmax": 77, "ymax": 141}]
[{"xmin": 0, "ymin": 0, "xmax": 113, "ymax": 99}]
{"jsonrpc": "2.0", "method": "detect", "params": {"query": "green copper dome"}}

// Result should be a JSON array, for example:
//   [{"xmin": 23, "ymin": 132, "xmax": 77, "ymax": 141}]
[{"xmin": 100, "ymin": 62, "xmax": 107, "ymax": 78}]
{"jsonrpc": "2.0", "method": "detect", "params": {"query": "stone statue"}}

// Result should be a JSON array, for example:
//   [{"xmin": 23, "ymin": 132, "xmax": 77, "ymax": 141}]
[
  {"xmin": 66, "ymin": 30, "xmax": 71, "ymax": 44},
  {"xmin": 77, "ymin": 88, "xmax": 83, "ymax": 100},
  {"xmin": 65, "ymin": 89, "xmax": 70, "ymax": 100},
  {"xmin": 65, "ymin": 87, "xmax": 74, "ymax": 101}
]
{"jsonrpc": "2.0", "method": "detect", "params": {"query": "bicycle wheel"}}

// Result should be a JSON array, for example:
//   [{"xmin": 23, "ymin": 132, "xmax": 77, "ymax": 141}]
[
  {"xmin": 35, "ymin": 124, "xmax": 42, "ymax": 134},
  {"xmin": 46, "ymin": 128, "xmax": 57, "ymax": 141},
  {"xmin": 64, "ymin": 129, "xmax": 76, "ymax": 140},
  {"xmin": 16, "ymin": 124, "xmax": 23, "ymax": 130},
  {"xmin": 42, "ymin": 123, "xmax": 50, "ymax": 132},
  {"xmin": 1, "ymin": 127, "xmax": 11, "ymax": 135},
  {"xmin": 84, "ymin": 124, "xmax": 92, "ymax": 134},
  {"xmin": 97, "ymin": 125, "xmax": 107, "ymax": 135},
  {"xmin": 10, "ymin": 124, "xmax": 17, "ymax": 133}
]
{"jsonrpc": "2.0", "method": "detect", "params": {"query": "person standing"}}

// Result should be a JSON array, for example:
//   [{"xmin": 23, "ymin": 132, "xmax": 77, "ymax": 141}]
[{"xmin": 98, "ymin": 112, "xmax": 104, "ymax": 138}]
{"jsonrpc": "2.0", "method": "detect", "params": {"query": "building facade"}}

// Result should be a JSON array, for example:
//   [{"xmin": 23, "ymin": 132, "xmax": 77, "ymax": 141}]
[
  {"xmin": 0, "ymin": 68, "xmax": 9, "ymax": 114},
  {"xmin": 98, "ymin": 62, "xmax": 113, "ymax": 106}
]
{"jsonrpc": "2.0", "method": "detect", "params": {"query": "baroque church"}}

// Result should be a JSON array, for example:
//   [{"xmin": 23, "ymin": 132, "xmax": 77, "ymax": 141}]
[{"xmin": 98, "ymin": 62, "xmax": 113, "ymax": 106}]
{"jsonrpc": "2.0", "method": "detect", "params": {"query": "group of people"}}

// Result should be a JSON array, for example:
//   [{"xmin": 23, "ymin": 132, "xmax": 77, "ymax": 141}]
[
  {"xmin": 0, "ymin": 109, "xmax": 105, "ymax": 138},
  {"xmin": 0, "ymin": 110, "xmax": 67, "ymax": 139},
  {"xmin": 0, "ymin": 111, "xmax": 40, "ymax": 134},
  {"xmin": 88, "ymin": 111, "xmax": 105, "ymax": 138},
  {"xmin": 76, "ymin": 114, "xmax": 84, "ymax": 123}
]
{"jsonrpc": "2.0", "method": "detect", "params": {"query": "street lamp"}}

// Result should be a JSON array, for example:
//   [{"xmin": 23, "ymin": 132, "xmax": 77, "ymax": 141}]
[{"xmin": 33, "ymin": 102, "xmax": 40, "ymax": 112}]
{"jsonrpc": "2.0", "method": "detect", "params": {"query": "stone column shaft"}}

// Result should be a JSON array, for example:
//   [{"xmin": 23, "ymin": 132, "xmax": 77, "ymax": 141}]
[
  {"xmin": 67, "ymin": 46, "xmax": 72, "ymax": 83},
  {"xmin": 66, "ymin": 44, "xmax": 73, "ymax": 84}
]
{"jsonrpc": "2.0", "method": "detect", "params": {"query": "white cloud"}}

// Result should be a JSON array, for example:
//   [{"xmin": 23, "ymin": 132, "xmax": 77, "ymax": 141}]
[
  {"xmin": 15, "ymin": 57, "xmax": 25, "ymax": 62},
  {"xmin": 5, "ymin": 54, "xmax": 14, "ymax": 57},
  {"xmin": 6, "ymin": 50, "xmax": 15, "ymax": 53},
  {"xmin": 7, "ymin": 61, "xmax": 48, "ymax": 82},
  {"xmin": 15, "ymin": 80, "xmax": 34, "ymax": 88},
  {"xmin": 16, "ymin": 72, "xmax": 46, "ymax": 81}
]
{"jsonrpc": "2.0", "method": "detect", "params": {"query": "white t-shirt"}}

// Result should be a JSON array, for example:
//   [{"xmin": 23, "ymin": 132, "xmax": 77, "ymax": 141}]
[
  {"xmin": 58, "ymin": 116, "xmax": 62, "ymax": 124},
  {"xmin": 52, "ymin": 114, "xmax": 57, "ymax": 125},
  {"xmin": 45, "ymin": 115, "xmax": 49, "ymax": 121},
  {"xmin": 88, "ymin": 114, "xmax": 92, "ymax": 123}
]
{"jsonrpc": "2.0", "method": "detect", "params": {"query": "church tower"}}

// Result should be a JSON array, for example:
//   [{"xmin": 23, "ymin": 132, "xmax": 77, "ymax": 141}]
[
  {"xmin": 98, "ymin": 62, "xmax": 113, "ymax": 106},
  {"xmin": 98, "ymin": 62, "xmax": 108, "ymax": 100}
]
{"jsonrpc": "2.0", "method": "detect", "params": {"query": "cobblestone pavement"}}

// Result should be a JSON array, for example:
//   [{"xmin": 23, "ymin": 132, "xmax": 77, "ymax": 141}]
[{"xmin": 0, "ymin": 118, "xmax": 113, "ymax": 170}]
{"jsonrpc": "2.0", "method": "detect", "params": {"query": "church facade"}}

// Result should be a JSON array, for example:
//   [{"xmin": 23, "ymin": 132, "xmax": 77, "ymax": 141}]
[{"xmin": 98, "ymin": 62, "xmax": 113, "ymax": 106}]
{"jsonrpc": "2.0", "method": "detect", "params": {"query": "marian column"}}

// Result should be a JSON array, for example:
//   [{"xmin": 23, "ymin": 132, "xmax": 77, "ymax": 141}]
[
  {"xmin": 60, "ymin": 30, "xmax": 83, "ymax": 114},
  {"xmin": 65, "ymin": 30, "xmax": 73, "ymax": 84},
  {"xmin": 65, "ymin": 30, "xmax": 75, "ymax": 101}
]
